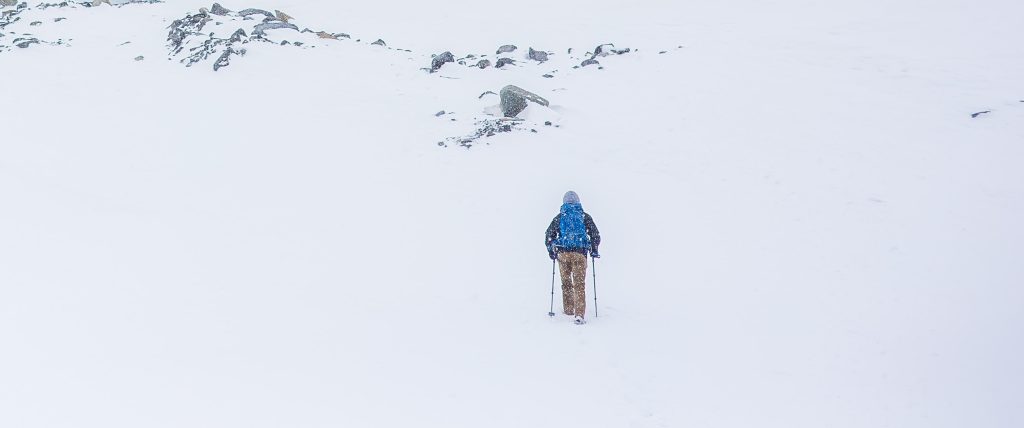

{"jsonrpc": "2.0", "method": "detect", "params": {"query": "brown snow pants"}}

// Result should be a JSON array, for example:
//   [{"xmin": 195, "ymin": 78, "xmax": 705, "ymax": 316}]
[{"xmin": 557, "ymin": 252, "xmax": 588, "ymax": 317}]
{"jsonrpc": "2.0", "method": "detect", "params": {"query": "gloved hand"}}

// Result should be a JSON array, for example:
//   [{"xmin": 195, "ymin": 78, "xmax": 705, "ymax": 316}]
[
  {"xmin": 591, "ymin": 248, "xmax": 601, "ymax": 258},
  {"xmin": 549, "ymin": 251, "xmax": 557, "ymax": 260}
]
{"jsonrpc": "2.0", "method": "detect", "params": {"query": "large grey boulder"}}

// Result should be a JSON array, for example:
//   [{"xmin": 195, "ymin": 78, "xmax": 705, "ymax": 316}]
[
  {"xmin": 528, "ymin": 47, "xmax": 548, "ymax": 62},
  {"xmin": 499, "ymin": 85, "xmax": 549, "ymax": 118}
]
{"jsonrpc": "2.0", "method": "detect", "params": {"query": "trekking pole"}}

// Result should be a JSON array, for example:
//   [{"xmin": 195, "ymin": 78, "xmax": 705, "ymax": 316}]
[
  {"xmin": 548, "ymin": 259, "xmax": 556, "ymax": 317},
  {"xmin": 592, "ymin": 256, "xmax": 598, "ymax": 317}
]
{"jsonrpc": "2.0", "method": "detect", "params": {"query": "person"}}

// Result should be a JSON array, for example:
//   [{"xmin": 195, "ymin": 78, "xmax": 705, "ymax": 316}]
[{"xmin": 545, "ymin": 191, "xmax": 601, "ymax": 324}]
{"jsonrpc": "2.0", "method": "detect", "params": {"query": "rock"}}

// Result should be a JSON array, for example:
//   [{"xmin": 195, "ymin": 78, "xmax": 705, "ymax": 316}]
[
  {"xmin": 316, "ymin": 31, "xmax": 337, "ymax": 39},
  {"xmin": 659, "ymin": 50, "xmax": 667, "ymax": 54},
  {"xmin": 293, "ymin": 41, "xmax": 303, "ymax": 47},
  {"xmin": 13, "ymin": 37, "xmax": 38, "ymax": 48},
  {"xmin": 542, "ymin": 74, "xmax": 554, "ymax": 78},
  {"xmin": 371, "ymin": 39, "xmax": 386, "ymax": 46},
  {"xmin": 199, "ymin": 7, "xmax": 209, "ymax": 14},
  {"xmin": 495, "ymin": 57, "xmax": 515, "ymax": 68},
  {"xmin": 593, "ymin": 43, "xmax": 613, "ymax": 57},
  {"xmin": 971, "ymin": 110, "xmax": 991, "ymax": 118},
  {"xmin": 210, "ymin": 2, "xmax": 230, "ymax": 15},
  {"xmin": 253, "ymin": 21, "xmax": 298, "ymax": 36},
  {"xmin": 528, "ymin": 47, "xmax": 548, "ymax": 62},
  {"xmin": 496, "ymin": 44, "xmax": 516, "ymax": 54},
  {"xmin": 430, "ymin": 51, "xmax": 454, "ymax": 72},
  {"xmin": 274, "ymin": 9, "xmax": 293, "ymax": 22},
  {"xmin": 239, "ymin": 8, "xmax": 273, "ymax": 18},
  {"xmin": 475, "ymin": 59, "xmax": 491, "ymax": 69},
  {"xmin": 544, "ymin": 121, "xmax": 552, "ymax": 126},
  {"xmin": 228, "ymin": 28, "xmax": 246, "ymax": 42},
  {"xmin": 435, "ymin": 110, "xmax": 446, "ymax": 117},
  {"xmin": 90, "ymin": 0, "xmax": 110, "ymax": 6},
  {"xmin": 54, "ymin": 17, "xmax": 66, "ymax": 22},
  {"xmin": 134, "ymin": 55, "xmax": 144, "ymax": 61},
  {"xmin": 213, "ymin": 47, "xmax": 236, "ymax": 71},
  {"xmin": 29, "ymin": 20, "xmax": 40, "ymax": 26},
  {"xmin": 0, "ymin": 0, "xmax": 16, "ymax": 7},
  {"xmin": 499, "ymin": 85, "xmax": 549, "ymax": 118},
  {"xmin": 580, "ymin": 59, "xmax": 599, "ymax": 67}
]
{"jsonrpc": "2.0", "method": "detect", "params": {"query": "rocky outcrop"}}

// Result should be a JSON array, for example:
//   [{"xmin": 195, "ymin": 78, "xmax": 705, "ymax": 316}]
[
  {"xmin": 210, "ymin": 3, "xmax": 230, "ymax": 15},
  {"xmin": 253, "ymin": 21, "xmax": 298, "ymax": 36}
]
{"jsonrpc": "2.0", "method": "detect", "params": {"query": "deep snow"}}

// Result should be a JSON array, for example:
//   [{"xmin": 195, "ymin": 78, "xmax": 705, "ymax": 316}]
[{"xmin": 2, "ymin": 1, "xmax": 1023, "ymax": 427}]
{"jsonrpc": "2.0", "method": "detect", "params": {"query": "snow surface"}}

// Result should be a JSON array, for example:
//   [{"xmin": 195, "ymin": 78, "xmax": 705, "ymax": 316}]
[{"xmin": 2, "ymin": 1, "xmax": 1023, "ymax": 427}]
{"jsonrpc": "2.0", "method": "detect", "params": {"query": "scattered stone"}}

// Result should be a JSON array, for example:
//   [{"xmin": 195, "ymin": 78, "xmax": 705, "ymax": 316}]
[
  {"xmin": 274, "ymin": 9, "xmax": 293, "ymax": 22},
  {"xmin": 499, "ymin": 84, "xmax": 549, "ymax": 118},
  {"xmin": 210, "ymin": 3, "xmax": 230, "ymax": 15},
  {"xmin": 544, "ymin": 121, "xmax": 552, "ymax": 126},
  {"xmin": 495, "ymin": 57, "xmax": 515, "ymax": 68},
  {"xmin": 475, "ymin": 59, "xmax": 491, "ymax": 69},
  {"xmin": 435, "ymin": 110, "xmax": 446, "ymax": 117},
  {"xmin": 371, "ymin": 38, "xmax": 386, "ymax": 46},
  {"xmin": 971, "ymin": 110, "xmax": 991, "ymax": 118},
  {"xmin": 293, "ymin": 41, "xmax": 303, "ymax": 47},
  {"xmin": 542, "ymin": 74, "xmax": 554, "ymax": 78},
  {"xmin": 430, "ymin": 50, "xmax": 454, "ymax": 72},
  {"xmin": 528, "ymin": 47, "xmax": 548, "ymax": 62},
  {"xmin": 446, "ymin": 119, "xmax": 520, "ymax": 148},
  {"xmin": 134, "ymin": 55, "xmax": 144, "ymax": 61},
  {"xmin": 580, "ymin": 58, "xmax": 599, "ymax": 67},
  {"xmin": 659, "ymin": 50, "xmax": 667, "ymax": 54},
  {"xmin": 496, "ymin": 44, "xmax": 516, "ymax": 54},
  {"xmin": 279, "ymin": 40, "xmax": 289, "ymax": 45},
  {"xmin": 478, "ymin": 91, "xmax": 497, "ymax": 99},
  {"xmin": 29, "ymin": 20, "xmax": 40, "ymax": 26}
]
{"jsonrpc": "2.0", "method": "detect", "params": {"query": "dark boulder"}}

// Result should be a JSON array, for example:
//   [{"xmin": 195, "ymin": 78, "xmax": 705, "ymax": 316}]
[
  {"xmin": 496, "ymin": 44, "xmax": 516, "ymax": 54},
  {"xmin": 495, "ymin": 57, "xmax": 515, "ymax": 68},
  {"xmin": 499, "ymin": 85, "xmax": 549, "ymax": 118},
  {"xmin": 430, "ymin": 51, "xmax": 454, "ymax": 72}
]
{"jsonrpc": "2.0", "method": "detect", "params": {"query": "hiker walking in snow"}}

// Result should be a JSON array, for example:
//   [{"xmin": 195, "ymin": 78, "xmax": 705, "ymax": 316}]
[{"xmin": 545, "ymin": 191, "xmax": 601, "ymax": 324}]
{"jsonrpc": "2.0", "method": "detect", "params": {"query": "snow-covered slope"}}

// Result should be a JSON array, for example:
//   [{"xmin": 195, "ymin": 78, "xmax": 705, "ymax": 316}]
[{"xmin": 2, "ymin": 1, "xmax": 1022, "ymax": 427}]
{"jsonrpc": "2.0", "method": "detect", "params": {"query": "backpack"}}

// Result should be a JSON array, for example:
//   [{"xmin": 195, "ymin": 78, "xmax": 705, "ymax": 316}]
[{"xmin": 555, "ymin": 203, "xmax": 591, "ymax": 251}]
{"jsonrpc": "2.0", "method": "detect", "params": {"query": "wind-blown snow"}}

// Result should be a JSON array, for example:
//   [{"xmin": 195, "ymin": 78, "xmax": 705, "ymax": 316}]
[{"xmin": 1, "ymin": 1, "xmax": 1022, "ymax": 427}]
